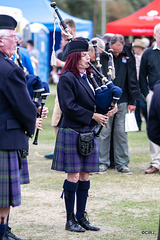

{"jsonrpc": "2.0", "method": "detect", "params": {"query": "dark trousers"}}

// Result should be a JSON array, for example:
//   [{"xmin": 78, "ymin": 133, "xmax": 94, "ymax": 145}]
[{"xmin": 135, "ymin": 99, "xmax": 147, "ymax": 131}]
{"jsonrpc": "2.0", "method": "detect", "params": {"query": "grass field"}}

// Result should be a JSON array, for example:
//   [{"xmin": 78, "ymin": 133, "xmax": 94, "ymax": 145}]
[{"xmin": 9, "ymin": 84, "xmax": 159, "ymax": 240}]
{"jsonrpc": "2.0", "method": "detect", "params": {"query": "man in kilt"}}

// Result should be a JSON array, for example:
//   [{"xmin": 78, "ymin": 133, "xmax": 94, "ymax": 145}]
[
  {"xmin": 0, "ymin": 15, "xmax": 37, "ymax": 239},
  {"xmin": 51, "ymin": 38, "xmax": 117, "ymax": 232}
]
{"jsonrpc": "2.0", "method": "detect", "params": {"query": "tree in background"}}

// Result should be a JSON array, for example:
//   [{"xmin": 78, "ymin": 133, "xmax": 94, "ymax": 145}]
[
  {"xmin": 50, "ymin": 0, "xmax": 153, "ymax": 35},
  {"xmin": 107, "ymin": 0, "xmax": 153, "ymax": 22}
]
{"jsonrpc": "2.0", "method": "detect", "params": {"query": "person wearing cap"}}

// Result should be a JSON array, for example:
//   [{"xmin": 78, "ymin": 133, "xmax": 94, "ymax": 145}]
[
  {"xmin": 139, "ymin": 23, "xmax": 160, "ymax": 174},
  {"xmin": 132, "ymin": 38, "xmax": 147, "ymax": 131},
  {"xmin": 0, "ymin": 14, "xmax": 37, "ymax": 240},
  {"xmin": 51, "ymin": 38, "xmax": 117, "ymax": 232}
]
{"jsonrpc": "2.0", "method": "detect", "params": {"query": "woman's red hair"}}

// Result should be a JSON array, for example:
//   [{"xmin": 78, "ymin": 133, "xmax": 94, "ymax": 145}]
[{"xmin": 60, "ymin": 51, "xmax": 91, "ymax": 77}]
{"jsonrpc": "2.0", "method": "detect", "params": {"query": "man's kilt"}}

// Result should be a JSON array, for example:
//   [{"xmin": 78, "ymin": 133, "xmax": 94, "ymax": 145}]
[{"xmin": 0, "ymin": 150, "xmax": 29, "ymax": 208}]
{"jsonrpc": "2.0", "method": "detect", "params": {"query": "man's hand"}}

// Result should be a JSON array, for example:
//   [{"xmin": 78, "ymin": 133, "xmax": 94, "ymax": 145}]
[
  {"xmin": 127, "ymin": 105, "xmax": 136, "ymax": 112},
  {"xmin": 37, "ymin": 106, "xmax": 49, "ymax": 119}
]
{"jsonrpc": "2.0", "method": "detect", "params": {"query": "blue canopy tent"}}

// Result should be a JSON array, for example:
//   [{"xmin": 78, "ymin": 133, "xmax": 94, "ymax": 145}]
[{"xmin": 0, "ymin": 0, "xmax": 93, "ymax": 83}]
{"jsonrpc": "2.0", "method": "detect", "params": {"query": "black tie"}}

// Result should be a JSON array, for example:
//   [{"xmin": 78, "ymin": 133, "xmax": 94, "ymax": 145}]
[{"xmin": 82, "ymin": 74, "xmax": 87, "ymax": 81}]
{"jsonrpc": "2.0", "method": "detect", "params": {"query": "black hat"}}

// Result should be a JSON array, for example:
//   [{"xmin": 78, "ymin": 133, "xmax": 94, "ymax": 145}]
[
  {"xmin": 67, "ymin": 38, "xmax": 89, "ymax": 56},
  {"xmin": 0, "ymin": 15, "xmax": 17, "ymax": 30}
]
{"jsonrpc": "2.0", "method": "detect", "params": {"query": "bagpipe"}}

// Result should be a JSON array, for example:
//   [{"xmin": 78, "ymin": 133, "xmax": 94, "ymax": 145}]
[
  {"xmin": 14, "ymin": 43, "xmax": 50, "ymax": 144},
  {"xmin": 50, "ymin": 2, "xmax": 73, "ymax": 66},
  {"xmin": 88, "ymin": 61, "xmax": 122, "ymax": 115},
  {"xmin": 50, "ymin": 2, "xmax": 122, "ymax": 136},
  {"xmin": 88, "ymin": 40, "xmax": 122, "ymax": 136},
  {"xmin": 88, "ymin": 61, "xmax": 122, "ymax": 136},
  {"xmin": 50, "ymin": 2, "xmax": 73, "ymax": 42}
]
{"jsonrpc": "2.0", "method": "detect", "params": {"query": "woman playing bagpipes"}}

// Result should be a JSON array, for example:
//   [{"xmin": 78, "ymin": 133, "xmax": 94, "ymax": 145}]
[{"xmin": 51, "ymin": 38, "xmax": 117, "ymax": 232}]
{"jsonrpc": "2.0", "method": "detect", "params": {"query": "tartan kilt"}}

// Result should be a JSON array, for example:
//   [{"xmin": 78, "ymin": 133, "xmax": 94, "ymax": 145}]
[
  {"xmin": 51, "ymin": 127, "xmax": 99, "ymax": 173},
  {"xmin": 0, "ymin": 150, "xmax": 30, "ymax": 208}
]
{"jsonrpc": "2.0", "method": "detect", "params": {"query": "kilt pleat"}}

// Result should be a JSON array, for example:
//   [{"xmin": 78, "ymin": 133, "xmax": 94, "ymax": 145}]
[
  {"xmin": 0, "ymin": 150, "xmax": 29, "ymax": 208},
  {"xmin": 51, "ymin": 128, "xmax": 99, "ymax": 173}
]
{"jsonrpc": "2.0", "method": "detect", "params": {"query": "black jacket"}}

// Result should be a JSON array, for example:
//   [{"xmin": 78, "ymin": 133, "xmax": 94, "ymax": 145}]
[
  {"xmin": 147, "ymin": 80, "xmax": 160, "ymax": 146},
  {"xmin": 101, "ymin": 43, "xmax": 141, "ymax": 104},
  {"xmin": 139, "ymin": 47, "xmax": 160, "ymax": 98},
  {"xmin": 57, "ymin": 70, "xmax": 98, "ymax": 128},
  {"xmin": 0, "ymin": 52, "xmax": 37, "ymax": 150}
]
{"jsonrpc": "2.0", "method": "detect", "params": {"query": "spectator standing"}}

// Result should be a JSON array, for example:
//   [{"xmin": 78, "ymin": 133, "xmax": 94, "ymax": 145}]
[
  {"xmin": 132, "ymin": 38, "xmax": 147, "ymax": 131},
  {"xmin": 88, "ymin": 37, "xmax": 105, "ymax": 65},
  {"xmin": 45, "ymin": 19, "xmax": 77, "ymax": 159},
  {"xmin": 56, "ymin": 19, "xmax": 77, "ymax": 68},
  {"xmin": 141, "ymin": 37, "xmax": 150, "ymax": 48},
  {"xmin": 102, "ymin": 33, "xmax": 115, "ymax": 169},
  {"xmin": 99, "ymin": 34, "xmax": 141, "ymax": 173},
  {"xmin": 147, "ymin": 81, "xmax": 160, "ymax": 239},
  {"xmin": 15, "ymin": 32, "xmax": 34, "ymax": 75},
  {"xmin": 139, "ymin": 23, "xmax": 160, "ymax": 174},
  {"xmin": 102, "ymin": 33, "xmax": 114, "ymax": 46},
  {"xmin": 26, "ymin": 40, "xmax": 40, "ymax": 75}
]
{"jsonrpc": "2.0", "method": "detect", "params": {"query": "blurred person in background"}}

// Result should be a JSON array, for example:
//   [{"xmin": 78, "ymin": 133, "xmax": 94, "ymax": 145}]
[
  {"xmin": 88, "ymin": 36, "xmax": 105, "ymax": 65},
  {"xmin": 15, "ymin": 32, "xmax": 34, "ymax": 75},
  {"xmin": 139, "ymin": 23, "xmax": 160, "ymax": 174},
  {"xmin": 45, "ymin": 19, "xmax": 77, "ymax": 159},
  {"xmin": 141, "ymin": 37, "xmax": 150, "ymax": 48},
  {"xmin": 147, "ymin": 80, "xmax": 160, "ymax": 239},
  {"xmin": 26, "ymin": 40, "xmax": 40, "ymax": 75},
  {"xmin": 102, "ymin": 33, "xmax": 114, "ymax": 46},
  {"xmin": 132, "ymin": 38, "xmax": 147, "ymax": 131}
]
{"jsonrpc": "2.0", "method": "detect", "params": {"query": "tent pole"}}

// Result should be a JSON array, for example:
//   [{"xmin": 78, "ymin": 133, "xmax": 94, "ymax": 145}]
[
  {"xmin": 101, "ymin": 0, "xmax": 106, "ymax": 35},
  {"xmin": 101, "ymin": 0, "xmax": 112, "ymax": 35}
]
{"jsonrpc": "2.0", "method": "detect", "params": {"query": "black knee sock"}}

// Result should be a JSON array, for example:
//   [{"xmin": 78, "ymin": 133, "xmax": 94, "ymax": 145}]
[
  {"xmin": 76, "ymin": 180, "xmax": 90, "ymax": 220},
  {"xmin": 63, "ymin": 179, "xmax": 78, "ymax": 221},
  {"xmin": 158, "ymin": 217, "xmax": 160, "ymax": 240},
  {"xmin": 0, "ymin": 222, "xmax": 7, "ymax": 240}
]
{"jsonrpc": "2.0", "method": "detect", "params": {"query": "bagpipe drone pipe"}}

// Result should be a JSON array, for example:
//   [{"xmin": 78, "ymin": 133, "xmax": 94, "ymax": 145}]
[
  {"xmin": 88, "ymin": 64, "xmax": 122, "ymax": 137},
  {"xmin": 50, "ymin": 2, "xmax": 73, "ymax": 42},
  {"xmin": 88, "ymin": 62, "xmax": 122, "ymax": 115},
  {"xmin": 88, "ymin": 39, "xmax": 122, "ymax": 136}
]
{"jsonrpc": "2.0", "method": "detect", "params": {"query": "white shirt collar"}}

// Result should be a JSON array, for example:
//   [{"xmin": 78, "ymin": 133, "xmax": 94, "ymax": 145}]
[
  {"xmin": 153, "ymin": 43, "xmax": 160, "ymax": 50},
  {"xmin": 80, "ymin": 70, "xmax": 86, "ymax": 77}
]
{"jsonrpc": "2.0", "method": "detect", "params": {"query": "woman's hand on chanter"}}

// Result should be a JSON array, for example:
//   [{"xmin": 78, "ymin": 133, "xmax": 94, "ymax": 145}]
[{"xmin": 92, "ymin": 113, "xmax": 109, "ymax": 127}]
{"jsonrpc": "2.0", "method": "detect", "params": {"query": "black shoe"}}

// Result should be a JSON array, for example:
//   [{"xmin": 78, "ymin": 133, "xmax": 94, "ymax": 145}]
[
  {"xmin": 65, "ymin": 213, "xmax": 85, "ymax": 232},
  {"xmin": 78, "ymin": 212, "xmax": 100, "ymax": 231},
  {"xmin": 4, "ymin": 227, "xmax": 25, "ymax": 240}
]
